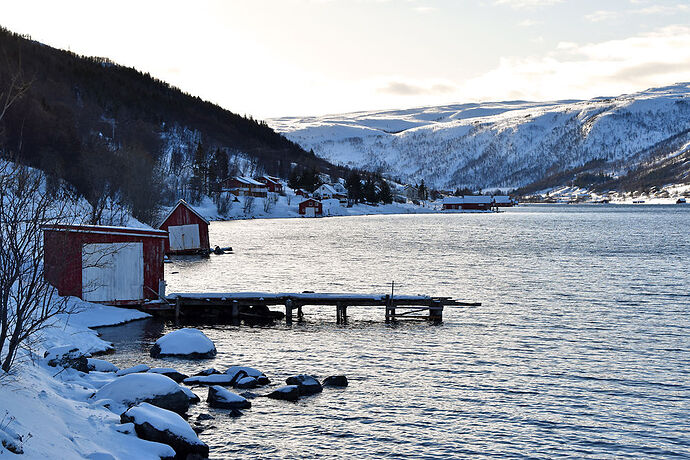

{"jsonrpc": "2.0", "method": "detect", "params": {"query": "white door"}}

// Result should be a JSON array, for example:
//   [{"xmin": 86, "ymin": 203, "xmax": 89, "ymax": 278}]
[
  {"xmin": 305, "ymin": 207, "xmax": 316, "ymax": 217},
  {"xmin": 82, "ymin": 242, "xmax": 143, "ymax": 302},
  {"xmin": 168, "ymin": 224, "xmax": 201, "ymax": 250}
]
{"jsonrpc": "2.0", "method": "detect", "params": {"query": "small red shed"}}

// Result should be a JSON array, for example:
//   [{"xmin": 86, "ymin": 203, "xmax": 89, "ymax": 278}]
[
  {"xmin": 299, "ymin": 198, "xmax": 323, "ymax": 217},
  {"xmin": 43, "ymin": 224, "xmax": 167, "ymax": 305},
  {"xmin": 158, "ymin": 200, "xmax": 210, "ymax": 255}
]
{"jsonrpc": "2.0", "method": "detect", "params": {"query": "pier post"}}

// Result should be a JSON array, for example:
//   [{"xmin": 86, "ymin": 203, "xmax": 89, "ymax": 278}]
[
  {"xmin": 336, "ymin": 302, "xmax": 342, "ymax": 324},
  {"xmin": 285, "ymin": 299, "xmax": 293, "ymax": 325},
  {"xmin": 429, "ymin": 301, "xmax": 443, "ymax": 322},
  {"xmin": 175, "ymin": 297, "xmax": 181, "ymax": 324},
  {"xmin": 231, "ymin": 300, "xmax": 239, "ymax": 319},
  {"xmin": 297, "ymin": 305, "xmax": 304, "ymax": 320},
  {"xmin": 342, "ymin": 305, "xmax": 348, "ymax": 324},
  {"xmin": 384, "ymin": 295, "xmax": 390, "ymax": 323}
]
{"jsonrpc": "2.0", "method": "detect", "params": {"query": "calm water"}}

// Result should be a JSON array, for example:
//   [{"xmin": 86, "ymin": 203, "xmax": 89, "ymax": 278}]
[{"xmin": 99, "ymin": 205, "xmax": 690, "ymax": 459}]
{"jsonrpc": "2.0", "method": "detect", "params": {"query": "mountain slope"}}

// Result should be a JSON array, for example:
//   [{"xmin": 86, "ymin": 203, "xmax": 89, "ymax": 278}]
[
  {"xmin": 269, "ymin": 84, "xmax": 690, "ymax": 192},
  {"xmin": 0, "ymin": 27, "xmax": 347, "ymax": 223}
]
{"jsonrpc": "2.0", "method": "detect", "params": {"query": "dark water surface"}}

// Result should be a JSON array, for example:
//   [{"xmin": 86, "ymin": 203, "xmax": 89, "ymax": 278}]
[{"xmin": 99, "ymin": 205, "xmax": 690, "ymax": 459}]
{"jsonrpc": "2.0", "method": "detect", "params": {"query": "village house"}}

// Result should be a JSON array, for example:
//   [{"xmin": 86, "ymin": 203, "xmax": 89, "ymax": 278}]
[
  {"xmin": 295, "ymin": 188, "xmax": 310, "ymax": 197},
  {"xmin": 42, "ymin": 224, "xmax": 167, "ymax": 304},
  {"xmin": 158, "ymin": 199, "xmax": 210, "ymax": 255},
  {"xmin": 256, "ymin": 175, "xmax": 283, "ymax": 194},
  {"xmin": 442, "ymin": 195, "xmax": 494, "ymax": 211},
  {"xmin": 299, "ymin": 198, "xmax": 323, "ymax": 217},
  {"xmin": 222, "ymin": 176, "xmax": 268, "ymax": 197},
  {"xmin": 404, "ymin": 184, "xmax": 419, "ymax": 201},
  {"xmin": 314, "ymin": 183, "xmax": 348, "ymax": 203},
  {"xmin": 492, "ymin": 195, "xmax": 516, "ymax": 207}
]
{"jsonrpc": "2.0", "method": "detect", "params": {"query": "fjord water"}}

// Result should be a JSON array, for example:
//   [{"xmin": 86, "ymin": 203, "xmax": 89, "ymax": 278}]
[{"xmin": 100, "ymin": 205, "xmax": 690, "ymax": 459}]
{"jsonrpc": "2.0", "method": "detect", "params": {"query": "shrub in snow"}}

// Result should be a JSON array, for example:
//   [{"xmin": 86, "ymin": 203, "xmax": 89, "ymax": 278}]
[
  {"xmin": 147, "ymin": 368, "xmax": 189, "ymax": 383},
  {"xmin": 207, "ymin": 386, "xmax": 251, "ymax": 410},
  {"xmin": 44, "ymin": 346, "xmax": 90, "ymax": 372},
  {"xmin": 115, "ymin": 364, "xmax": 150, "ymax": 376},
  {"xmin": 120, "ymin": 403, "xmax": 208, "ymax": 459},
  {"xmin": 266, "ymin": 385, "xmax": 300, "ymax": 402},
  {"xmin": 323, "ymin": 375, "xmax": 348, "ymax": 387},
  {"xmin": 150, "ymin": 328, "xmax": 216, "ymax": 359},
  {"xmin": 87, "ymin": 358, "xmax": 119, "ymax": 373},
  {"xmin": 92, "ymin": 373, "xmax": 191, "ymax": 414},
  {"xmin": 285, "ymin": 374, "xmax": 323, "ymax": 396}
]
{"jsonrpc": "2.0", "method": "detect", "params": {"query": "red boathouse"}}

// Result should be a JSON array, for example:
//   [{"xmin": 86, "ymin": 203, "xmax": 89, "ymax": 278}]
[
  {"xmin": 43, "ymin": 224, "xmax": 167, "ymax": 304},
  {"xmin": 158, "ymin": 200, "xmax": 210, "ymax": 255},
  {"xmin": 298, "ymin": 198, "xmax": 323, "ymax": 217}
]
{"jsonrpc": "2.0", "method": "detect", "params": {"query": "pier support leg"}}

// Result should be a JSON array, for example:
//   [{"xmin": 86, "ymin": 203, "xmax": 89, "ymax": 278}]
[
  {"xmin": 285, "ymin": 299, "xmax": 293, "ymax": 325},
  {"xmin": 231, "ymin": 301, "xmax": 239, "ymax": 319},
  {"xmin": 342, "ymin": 305, "xmax": 348, "ymax": 324},
  {"xmin": 297, "ymin": 305, "xmax": 303, "ymax": 320},
  {"xmin": 336, "ymin": 303, "xmax": 342, "ymax": 324},
  {"xmin": 175, "ymin": 298, "xmax": 180, "ymax": 324},
  {"xmin": 429, "ymin": 301, "xmax": 443, "ymax": 322}
]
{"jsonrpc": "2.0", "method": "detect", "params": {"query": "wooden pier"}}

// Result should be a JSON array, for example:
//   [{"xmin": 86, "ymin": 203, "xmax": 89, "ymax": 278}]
[{"xmin": 146, "ymin": 292, "xmax": 480, "ymax": 324}]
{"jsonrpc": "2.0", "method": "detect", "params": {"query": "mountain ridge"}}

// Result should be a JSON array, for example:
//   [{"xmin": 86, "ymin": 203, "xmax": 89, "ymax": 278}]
[{"xmin": 269, "ymin": 83, "xmax": 690, "ymax": 193}]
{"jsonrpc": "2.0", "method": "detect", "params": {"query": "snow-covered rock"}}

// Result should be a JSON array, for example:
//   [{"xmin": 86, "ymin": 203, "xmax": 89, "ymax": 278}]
[
  {"xmin": 323, "ymin": 375, "xmax": 349, "ymax": 387},
  {"xmin": 207, "ymin": 385, "xmax": 251, "ymax": 409},
  {"xmin": 44, "ymin": 346, "xmax": 89, "ymax": 372},
  {"xmin": 183, "ymin": 374, "xmax": 235, "ymax": 386},
  {"xmin": 92, "ymin": 373, "xmax": 191, "ymax": 414},
  {"xmin": 266, "ymin": 385, "xmax": 300, "ymax": 402},
  {"xmin": 121, "ymin": 403, "xmax": 208, "ymax": 459},
  {"xmin": 225, "ymin": 366, "xmax": 269, "ymax": 385},
  {"xmin": 194, "ymin": 367, "xmax": 221, "ymax": 376},
  {"xmin": 234, "ymin": 376, "xmax": 258, "ymax": 389},
  {"xmin": 150, "ymin": 328, "xmax": 217, "ymax": 359},
  {"xmin": 87, "ymin": 358, "xmax": 120, "ymax": 373},
  {"xmin": 116, "ymin": 364, "xmax": 150, "ymax": 376},
  {"xmin": 147, "ymin": 368, "xmax": 188, "ymax": 383},
  {"xmin": 285, "ymin": 374, "xmax": 323, "ymax": 395},
  {"xmin": 180, "ymin": 386, "xmax": 200, "ymax": 404}
]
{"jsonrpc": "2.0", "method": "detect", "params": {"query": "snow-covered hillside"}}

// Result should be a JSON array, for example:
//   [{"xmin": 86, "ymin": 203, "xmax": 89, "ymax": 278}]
[{"xmin": 269, "ymin": 83, "xmax": 690, "ymax": 191}]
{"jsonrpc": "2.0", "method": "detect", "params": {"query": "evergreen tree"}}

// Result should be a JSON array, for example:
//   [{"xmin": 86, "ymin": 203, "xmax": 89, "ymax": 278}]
[
  {"xmin": 418, "ymin": 179, "xmax": 427, "ymax": 201},
  {"xmin": 377, "ymin": 179, "xmax": 393, "ymax": 204},
  {"xmin": 364, "ymin": 177, "xmax": 377, "ymax": 203},
  {"xmin": 190, "ymin": 140, "xmax": 207, "ymax": 200},
  {"xmin": 346, "ymin": 171, "xmax": 363, "ymax": 203}
]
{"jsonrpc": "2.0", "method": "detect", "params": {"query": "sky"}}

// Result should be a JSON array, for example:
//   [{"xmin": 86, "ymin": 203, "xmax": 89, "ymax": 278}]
[{"xmin": 2, "ymin": 0, "xmax": 690, "ymax": 118}]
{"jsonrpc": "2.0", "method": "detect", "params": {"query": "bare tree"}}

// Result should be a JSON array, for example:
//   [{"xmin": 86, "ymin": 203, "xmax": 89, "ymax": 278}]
[
  {"xmin": 242, "ymin": 196, "xmax": 254, "ymax": 215},
  {"xmin": 0, "ymin": 162, "xmax": 77, "ymax": 372}
]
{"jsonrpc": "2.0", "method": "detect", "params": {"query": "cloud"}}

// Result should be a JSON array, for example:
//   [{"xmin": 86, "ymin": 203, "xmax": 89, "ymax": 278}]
[
  {"xmin": 494, "ymin": 0, "xmax": 562, "ymax": 8},
  {"xmin": 413, "ymin": 6, "xmax": 437, "ymax": 13},
  {"xmin": 517, "ymin": 19, "xmax": 542, "ymax": 27},
  {"xmin": 585, "ymin": 10, "xmax": 619, "ymax": 22},
  {"xmin": 460, "ymin": 25, "xmax": 690, "ymax": 101},
  {"xmin": 378, "ymin": 80, "xmax": 455, "ymax": 96}
]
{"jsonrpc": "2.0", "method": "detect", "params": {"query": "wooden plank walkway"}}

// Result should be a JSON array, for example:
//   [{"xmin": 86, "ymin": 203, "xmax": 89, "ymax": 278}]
[{"xmin": 148, "ymin": 292, "xmax": 481, "ymax": 324}]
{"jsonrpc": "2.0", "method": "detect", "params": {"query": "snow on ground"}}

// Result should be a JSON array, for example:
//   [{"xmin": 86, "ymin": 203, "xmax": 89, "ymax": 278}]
[{"xmin": 0, "ymin": 299, "xmax": 165, "ymax": 459}]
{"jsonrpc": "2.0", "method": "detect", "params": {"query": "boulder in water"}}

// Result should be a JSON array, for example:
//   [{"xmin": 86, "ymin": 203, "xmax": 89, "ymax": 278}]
[
  {"xmin": 147, "ymin": 368, "xmax": 189, "ymax": 383},
  {"xmin": 45, "ymin": 346, "xmax": 90, "ymax": 372},
  {"xmin": 323, "ymin": 375, "xmax": 348, "ymax": 387},
  {"xmin": 115, "ymin": 364, "xmax": 150, "ymax": 377},
  {"xmin": 266, "ymin": 385, "xmax": 300, "ymax": 402},
  {"xmin": 150, "ymin": 328, "xmax": 217, "ymax": 359},
  {"xmin": 207, "ymin": 385, "xmax": 251, "ymax": 410},
  {"xmin": 285, "ymin": 374, "xmax": 323, "ymax": 395}
]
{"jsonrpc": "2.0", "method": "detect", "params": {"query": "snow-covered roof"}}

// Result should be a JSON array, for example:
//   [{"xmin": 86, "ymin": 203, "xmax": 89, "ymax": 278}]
[
  {"xmin": 442, "ymin": 195, "xmax": 493, "ymax": 204},
  {"xmin": 233, "ymin": 176, "xmax": 265, "ymax": 186},
  {"xmin": 261, "ymin": 175, "xmax": 281, "ymax": 184},
  {"xmin": 158, "ymin": 199, "xmax": 210, "ymax": 228},
  {"xmin": 493, "ymin": 195, "xmax": 512, "ymax": 203},
  {"xmin": 316, "ymin": 184, "xmax": 337, "ymax": 195},
  {"xmin": 41, "ymin": 224, "xmax": 167, "ymax": 238}
]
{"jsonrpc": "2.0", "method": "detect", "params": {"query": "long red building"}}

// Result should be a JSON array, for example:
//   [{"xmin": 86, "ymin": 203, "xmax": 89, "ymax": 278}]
[{"xmin": 43, "ymin": 224, "xmax": 167, "ymax": 305}]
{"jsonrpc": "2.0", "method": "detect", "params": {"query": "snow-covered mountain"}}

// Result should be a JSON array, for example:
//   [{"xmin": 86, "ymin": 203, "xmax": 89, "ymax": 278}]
[{"xmin": 269, "ymin": 84, "xmax": 690, "ymax": 191}]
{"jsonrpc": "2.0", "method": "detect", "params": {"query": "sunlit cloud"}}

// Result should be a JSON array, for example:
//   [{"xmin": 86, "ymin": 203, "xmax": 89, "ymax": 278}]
[{"xmin": 494, "ymin": 0, "xmax": 562, "ymax": 9}]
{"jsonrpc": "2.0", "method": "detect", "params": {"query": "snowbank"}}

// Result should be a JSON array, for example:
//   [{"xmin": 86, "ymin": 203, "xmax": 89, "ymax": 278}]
[{"xmin": 149, "ymin": 328, "xmax": 217, "ymax": 359}]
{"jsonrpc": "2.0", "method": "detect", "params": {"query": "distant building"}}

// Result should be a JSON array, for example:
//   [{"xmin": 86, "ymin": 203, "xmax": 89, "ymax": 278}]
[
  {"xmin": 256, "ymin": 175, "xmax": 283, "ymax": 194},
  {"xmin": 315, "ymin": 184, "xmax": 347, "ymax": 203},
  {"xmin": 222, "ymin": 176, "xmax": 268, "ymax": 197},
  {"xmin": 43, "ymin": 224, "xmax": 167, "ymax": 304},
  {"xmin": 442, "ymin": 195, "xmax": 493, "ymax": 211},
  {"xmin": 492, "ymin": 195, "xmax": 515, "ymax": 207},
  {"xmin": 295, "ymin": 188, "xmax": 310, "ymax": 197},
  {"xmin": 404, "ymin": 185, "xmax": 419, "ymax": 201},
  {"xmin": 158, "ymin": 199, "xmax": 210, "ymax": 255},
  {"xmin": 298, "ymin": 198, "xmax": 323, "ymax": 217}
]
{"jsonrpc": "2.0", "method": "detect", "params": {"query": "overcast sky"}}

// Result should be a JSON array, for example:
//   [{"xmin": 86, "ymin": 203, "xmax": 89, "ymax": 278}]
[{"xmin": 2, "ymin": 0, "xmax": 690, "ymax": 118}]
